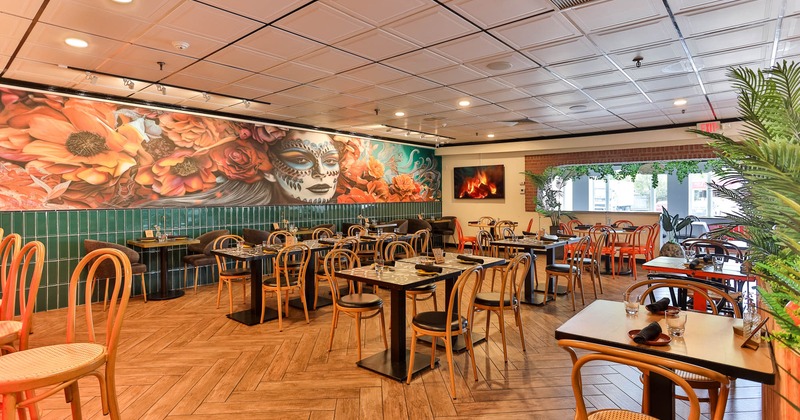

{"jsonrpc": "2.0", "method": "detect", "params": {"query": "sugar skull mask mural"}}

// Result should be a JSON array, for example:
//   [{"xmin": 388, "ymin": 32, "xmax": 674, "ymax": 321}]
[{"xmin": 0, "ymin": 87, "xmax": 441, "ymax": 210}]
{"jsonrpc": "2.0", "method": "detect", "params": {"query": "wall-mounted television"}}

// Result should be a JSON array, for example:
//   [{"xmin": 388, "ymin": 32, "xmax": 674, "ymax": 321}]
[{"xmin": 454, "ymin": 165, "xmax": 505, "ymax": 199}]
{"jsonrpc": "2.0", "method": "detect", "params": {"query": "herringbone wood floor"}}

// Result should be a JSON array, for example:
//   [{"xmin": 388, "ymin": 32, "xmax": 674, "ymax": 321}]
[{"xmin": 23, "ymin": 259, "xmax": 762, "ymax": 419}]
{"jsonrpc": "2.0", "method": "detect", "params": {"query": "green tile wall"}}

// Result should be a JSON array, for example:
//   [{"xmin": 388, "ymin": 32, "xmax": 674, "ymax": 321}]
[{"xmin": 2, "ymin": 202, "xmax": 441, "ymax": 312}]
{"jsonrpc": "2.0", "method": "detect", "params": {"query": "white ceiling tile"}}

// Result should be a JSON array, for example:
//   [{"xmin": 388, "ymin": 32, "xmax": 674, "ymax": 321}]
[
  {"xmin": 525, "ymin": 37, "xmax": 601, "ymax": 66},
  {"xmin": 98, "ymin": 45, "xmax": 197, "ymax": 81},
  {"xmin": 565, "ymin": 0, "xmax": 666, "ymax": 33},
  {"xmin": 539, "ymin": 90, "xmax": 592, "ymax": 106},
  {"xmin": 714, "ymin": 106, "xmax": 741, "ymax": 119},
  {"xmin": 571, "ymin": 71, "xmax": 630, "ymax": 89},
  {"xmin": 590, "ymin": 18, "xmax": 677, "ymax": 53},
  {"xmin": 669, "ymin": 110, "xmax": 715, "ymax": 123},
  {"xmin": 583, "ymin": 83, "xmax": 640, "ymax": 99},
  {"xmin": 274, "ymin": 3, "xmax": 371, "ymax": 44},
  {"xmin": 324, "ymin": 0, "xmax": 430, "ymax": 26},
  {"xmin": 598, "ymin": 94, "xmax": 649, "ymax": 108},
  {"xmin": 335, "ymin": 29, "xmax": 418, "ymax": 61},
  {"xmin": 649, "ymin": 87, "xmax": 704, "ymax": 102},
  {"xmin": 311, "ymin": 75, "xmax": 372, "ymax": 92},
  {"xmin": 264, "ymin": 62, "xmax": 332, "ymax": 84},
  {"xmin": 18, "ymin": 24, "xmax": 125, "ymax": 68},
  {"xmin": 342, "ymin": 64, "xmax": 408, "ymax": 84},
  {"xmin": 628, "ymin": 116, "xmax": 674, "ymax": 127},
  {"xmin": 698, "ymin": 45, "xmax": 772, "ymax": 69},
  {"xmin": 201, "ymin": 0, "xmax": 308, "ymax": 24},
  {"xmin": 783, "ymin": 14, "xmax": 800, "ymax": 39},
  {"xmin": 383, "ymin": 50, "xmax": 457, "ymax": 74},
  {"xmin": 675, "ymin": 0, "xmax": 778, "ymax": 37},
  {"xmin": 294, "ymin": 48, "xmax": 370, "ymax": 73},
  {"xmin": 160, "ymin": 72, "xmax": 227, "ymax": 92},
  {"xmin": 281, "ymin": 85, "xmax": 337, "ymax": 101},
  {"xmin": 777, "ymin": 38, "xmax": 800, "ymax": 60},
  {"xmin": 382, "ymin": 77, "xmax": 441, "ymax": 94},
  {"xmin": 0, "ymin": 0, "xmax": 45, "ymax": 18},
  {"xmin": 638, "ymin": 74, "xmax": 699, "ymax": 91},
  {"xmin": 686, "ymin": 24, "xmax": 774, "ymax": 55},
  {"xmin": 206, "ymin": 46, "xmax": 284, "ymax": 73},
  {"xmin": 479, "ymin": 88, "xmax": 530, "ymax": 103},
  {"xmin": 451, "ymin": 78, "xmax": 511, "ymax": 95},
  {"xmin": 134, "ymin": 25, "xmax": 226, "ymax": 59},
  {"xmin": 235, "ymin": 73, "xmax": 297, "ymax": 92},
  {"xmin": 414, "ymin": 87, "xmax": 464, "ymax": 102},
  {"xmin": 177, "ymin": 95, "xmax": 242, "ymax": 111},
  {"xmin": 39, "ymin": 0, "xmax": 151, "ymax": 40},
  {"xmin": 237, "ymin": 27, "xmax": 323, "ymax": 60},
  {"xmin": 493, "ymin": 68, "xmax": 556, "ymax": 86},
  {"xmin": 385, "ymin": 7, "xmax": 476, "ymax": 47},
  {"xmin": 625, "ymin": 61, "xmax": 684, "ymax": 81},
  {"xmin": 464, "ymin": 52, "xmax": 538, "ymax": 77},
  {"xmin": 429, "ymin": 33, "xmax": 511, "ymax": 63},
  {"xmin": 549, "ymin": 57, "xmax": 615, "ymax": 78},
  {"xmin": 420, "ymin": 65, "xmax": 484, "ymax": 85},
  {"xmin": 380, "ymin": 94, "xmax": 430, "ymax": 107},
  {"xmin": 609, "ymin": 42, "xmax": 687, "ymax": 69},
  {"xmin": 518, "ymin": 81, "xmax": 573, "ymax": 96},
  {"xmin": 316, "ymin": 94, "xmax": 371, "ymax": 107},
  {"xmin": 257, "ymin": 92, "xmax": 309, "ymax": 107},
  {"xmin": 214, "ymin": 84, "xmax": 278, "ymax": 100},
  {"xmin": 160, "ymin": 1, "xmax": 262, "ymax": 43},
  {"xmin": 4, "ymin": 58, "xmax": 83, "ymax": 88},
  {"xmin": 348, "ymin": 85, "xmax": 403, "ymax": 101},
  {"xmin": 490, "ymin": 13, "xmax": 580, "ymax": 50},
  {"xmin": 445, "ymin": 0, "xmax": 553, "ymax": 29},
  {"xmin": 177, "ymin": 61, "xmax": 252, "ymax": 84},
  {"xmin": 0, "ymin": 14, "xmax": 32, "ymax": 56},
  {"xmin": 704, "ymin": 80, "xmax": 736, "ymax": 94},
  {"xmin": 497, "ymin": 98, "xmax": 547, "ymax": 112}
]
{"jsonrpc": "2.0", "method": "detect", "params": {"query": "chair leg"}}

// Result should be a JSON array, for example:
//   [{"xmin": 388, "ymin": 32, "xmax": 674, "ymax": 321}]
[
  {"xmin": 464, "ymin": 330, "xmax": 478, "ymax": 381},
  {"xmin": 140, "ymin": 273, "xmax": 147, "ymax": 303},
  {"xmin": 378, "ymin": 308, "xmax": 388, "ymax": 350},
  {"xmin": 227, "ymin": 281, "xmax": 234, "ymax": 315},
  {"xmin": 216, "ymin": 280, "xmax": 223, "ymax": 309},
  {"xmin": 3, "ymin": 392, "xmax": 18, "ymax": 420},
  {"xmin": 445, "ymin": 336, "xmax": 456, "ymax": 399},
  {"xmin": 355, "ymin": 313, "xmax": 362, "ymax": 360},
  {"xmin": 183, "ymin": 263, "xmax": 189, "ymax": 289},
  {"xmin": 708, "ymin": 387, "xmax": 719, "ymax": 414},
  {"xmin": 193, "ymin": 266, "xmax": 200, "ymax": 294},
  {"xmin": 276, "ymin": 291, "xmax": 284, "ymax": 331},
  {"xmin": 66, "ymin": 382, "xmax": 83, "ymax": 420},
  {"xmin": 300, "ymin": 288, "xmax": 310, "ymax": 324},
  {"xmin": 498, "ymin": 309, "xmax": 508, "ymax": 362},
  {"xmin": 407, "ymin": 333, "xmax": 418, "ymax": 384},
  {"xmin": 485, "ymin": 310, "xmax": 491, "ymax": 336},
  {"xmin": 328, "ymin": 308, "xmax": 339, "ymax": 352},
  {"xmin": 260, "ymin": 290, "xmax": 267, "ymax": 324},
  {"xmin": 514, "ymin": 307, "xmax": 526, "ymax": 352}
]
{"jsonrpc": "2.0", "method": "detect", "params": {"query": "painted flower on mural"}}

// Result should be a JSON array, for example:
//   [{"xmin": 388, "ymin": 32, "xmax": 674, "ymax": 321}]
[
  {"xmin": 366, "ymin": 156, "xmax": 385, "ymax": 180},
  {"xmin": 366, "ymin": 179, "xmax": 391, "ymax": 201},
  {"xmin": 249, "ymin": 124, "xmax": 287, "ymax": 144},
  {"xmin": 20, "ymin": 99, "xmax": 141, "ymax": 187},
  {"xmin": 0, "ymin": 161, "xmax": 60, "ymax": 209},
  {"xmin": 209, "ymin": 138, "xmax": 271, "ymax": 183},
  {"xmin": 389, "ymin": 173, "xmax": 422, "ymax": 201},
  {"xmin": 136, "ymin": 149, "xmax": 217, "ymax": 197},
  {"xmin": 159, "ymin": 113, "xmax": 237, "ymax": 150}
]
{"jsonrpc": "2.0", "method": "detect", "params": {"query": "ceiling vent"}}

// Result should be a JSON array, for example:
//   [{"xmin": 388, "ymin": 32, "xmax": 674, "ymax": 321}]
[{"xmin": 550, "ymin": 0, "xmax": 599, "ymax": 10}]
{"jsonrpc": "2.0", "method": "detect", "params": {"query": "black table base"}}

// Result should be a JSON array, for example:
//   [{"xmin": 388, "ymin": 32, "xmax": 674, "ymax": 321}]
[
  {"xmin": 148, "ymin": 289, "xmax": 185, "ymax": 301},
  {"xmin": 227, "ymin": 307, "xmax": 278, "ymax": 326},
  {"xmin": 522, "ymin": 293, "xmax": 551, "ymax": 306},
  {"xmin": 357, "ymin": 349, "xmax": 436, "ymax": 382}
]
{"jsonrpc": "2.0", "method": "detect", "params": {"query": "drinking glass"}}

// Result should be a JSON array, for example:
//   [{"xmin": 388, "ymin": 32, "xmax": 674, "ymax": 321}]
[
  {"xmin": 623, "ymin": 292, "xmax": 640, "ymax": 315},
  {"xmin": 236, "ymin": 240, "xmax": 243, "ymax": 253},
  {"xmin": 335, "ymin": 231, "xmax": 343, "ymax": 239},
  {"xmin": 665, "ymin": 308, "xmax": 687, "ymax": 336},
  {"xmin": 463, "ymin": 248, "xmax": 473, "ymax": 256},
  {"xmin": 685, "ymin": 249, "xmax": 697, "ymax": 262},
  {"xmin": 712, "ymin": 255, "xmax": 725, "ymax": 271},
  {"xmin": 374, "ymin": 257, "xmax": 385, "ymax": 274}
]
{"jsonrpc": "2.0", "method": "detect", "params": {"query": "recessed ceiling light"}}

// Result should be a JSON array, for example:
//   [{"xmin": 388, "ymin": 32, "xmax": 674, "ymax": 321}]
[
  {"xmin": 486, "ymin": 61, "xmax": 512, "ymax": 71},
  {"xmin": 673, "ymin": 98, "xmax": 688, "ymax": 106},
  {"xmin": 458, "ymin": 100, "xmax": 471, "ymax": 107},
  {"xmin": 487, "ymin": 134, "xmax": 495, "ymax": 138},
  {"xmin": 64, "ymin": 37, "xmax": 88, "ymax": 48},
  {"xmin": 394, "ymin": 111, "xmax": 405, "ymax": 117}
]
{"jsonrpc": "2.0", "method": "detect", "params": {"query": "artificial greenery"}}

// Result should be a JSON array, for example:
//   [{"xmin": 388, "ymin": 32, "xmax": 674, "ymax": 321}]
[
  {"xmin": 536, "ymin": 158, "xmax": 714, "ymax": 190},
  {"xmin": 690, "ymin": 61, "xmax": 800, "ymax": 357}
]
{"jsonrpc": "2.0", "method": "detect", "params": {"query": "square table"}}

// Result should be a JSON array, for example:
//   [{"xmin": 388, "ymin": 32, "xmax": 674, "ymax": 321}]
[
  {"xmin": 555, "ymin": 300, "xmax": 775, "ymax": 419},
  {"xmin": 127, "ymin": 237, "xmax": 199, "ymax": 300}
]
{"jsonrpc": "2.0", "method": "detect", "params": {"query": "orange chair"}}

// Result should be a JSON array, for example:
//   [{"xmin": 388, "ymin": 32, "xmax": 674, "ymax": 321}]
[
  {"xmin": 598, "ymin": 226, "xmax": 619, "ymax": 279},
  {"xmin": 617, "ymin": 224, "xmax": 654, "ymax": 280},
  {"xmin": 612, "ymin": 219, "xmax": 634, "ymax": 228},
  {"xmin": 0, "ymin": 240, "xmax": 44, "ymax": 355},
  {"xmin": 454, "ymin": 218, "xmax": 477, "ymax": 253}
]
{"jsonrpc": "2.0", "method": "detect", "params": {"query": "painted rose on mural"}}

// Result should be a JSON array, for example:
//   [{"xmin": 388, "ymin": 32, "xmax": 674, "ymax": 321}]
[{"xmin": 0, "ymin": 87, "xmax": 441, "ymax": 209}]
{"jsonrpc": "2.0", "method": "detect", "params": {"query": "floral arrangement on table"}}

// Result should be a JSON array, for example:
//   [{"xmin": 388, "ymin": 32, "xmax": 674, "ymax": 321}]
[{"xmin": 0, "ymin": 87, "xmax": 440, "ymax": 210}]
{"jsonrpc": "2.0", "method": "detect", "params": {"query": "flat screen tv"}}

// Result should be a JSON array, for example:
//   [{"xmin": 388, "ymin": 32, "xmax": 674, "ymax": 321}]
[{"xmin": 454, "ymin": 165, "xmax": 505, "ymax": 199}]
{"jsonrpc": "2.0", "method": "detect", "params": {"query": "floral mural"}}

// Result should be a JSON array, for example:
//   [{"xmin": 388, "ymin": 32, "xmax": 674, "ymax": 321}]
[{"xmin": 0, "ymin": 87, "xmax": 441, "ymax": 210}]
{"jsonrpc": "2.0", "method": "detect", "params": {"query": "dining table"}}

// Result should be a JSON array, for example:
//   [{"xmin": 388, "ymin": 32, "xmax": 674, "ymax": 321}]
[
  {"xmin": 127, "ymin": 237, "xmax": 199, "ymax": 300},
  {"xmin": 212, "ymin": 239, "xmax": 333, "ymax": 326},
  {"xmin": 489, "ymin": 236, "xmax": 578, "ymax": 305},
  {"xmin": 555, "ymin": 299, "xmax": 775, "ymax": 420}
]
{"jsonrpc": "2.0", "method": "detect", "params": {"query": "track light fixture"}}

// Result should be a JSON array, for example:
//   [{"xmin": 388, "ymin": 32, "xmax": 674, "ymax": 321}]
[
  {"xmin": 380, "ymin": 124, "xmax": 455, "ymax": 142},
  {"xmin": 243, "ymin": 100, "xmax": 251, "ymax": 109},
  {"xmin": 202, "ymin": 92, "xmax": 211, "ymax": 102},
  {"xmin": 155, "ymin": 84, "xmax": 166, "ymax": 95},
  {"xmin": 122, "ymin": 78, "xmax": 134, "ymax": 90},
  {"xmin": 84, "ymin": 71, "xmax": 98, "ymax": 85}
]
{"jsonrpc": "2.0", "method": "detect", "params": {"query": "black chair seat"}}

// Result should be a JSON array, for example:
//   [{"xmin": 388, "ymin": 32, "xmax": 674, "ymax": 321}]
[
  {"xmin": 131, "ymin": 262, "xmax": 147, "ymax": 275},
  {"xmin": 183, "ymin": 254, "xmax": 215, "ymax": 267},
  {"xmin": 409, "ymin": 283, "xmax": 436, "ymax": 292},
  {"xmin": 580, "ymin": 258, "xmax": 594, "ymax": 265},
  {"xmin": 546, "ymin": 263, "xmax": 577, "ymax": 273},
  {"xmin": 338, "ymin": 293, "xmax": 382, "ymax": 308},
  {"xmin": 262, "ymin": 275, "xmax": 300, "ymax": 287},
  {"xmin": 474, "ymin": 292, "xmax": 516, "ymax": 307},
  {"xmin": 221, "ymin": 267, "xmax": 250, "ymax": 277},
  {"xmin": 412, "ymin": 311, "xmax": 467, "ymax": 332}
]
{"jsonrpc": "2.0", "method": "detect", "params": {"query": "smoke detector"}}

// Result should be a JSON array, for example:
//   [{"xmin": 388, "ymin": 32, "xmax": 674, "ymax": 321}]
[{"xmin": 172, "ymin": 40, "xmax": 190, "ymax": 50}]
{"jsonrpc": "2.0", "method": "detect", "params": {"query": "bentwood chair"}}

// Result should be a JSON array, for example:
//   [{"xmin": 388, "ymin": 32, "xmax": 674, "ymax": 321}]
[
  {"xmin": 612, "ymin": 219, "xmax": 634, "ymax": 228},
  {"xmin": 314, "ymin": 237, "xmax": 358, "ymax": 310},
  {"xmin": 0, "ymin": 247, "xmax": 133, "ymax": 420},
  {"xmin": 386, "ymin": 241, "xmax": 437, "ymax": 316},
  {"xmin": 558, "ymin": 339, "xmax": 730, "ymax": 420},
  {"xmin": 323, "ymin": 249, "xmax": 387, "ymax": 359},
  {"xmin": 410, "ymin": 228, "xmax": 431, "ymax": 255},
  {"xmin": 0, "ymin": 240, "xmax": 44, "ymax": 355},
  {"xmin": 617, "ymin": 224, "xmax": 654, "ymax": 280},
  {"xmin": 473, "ymin": 253, "xmax": 532, "ymax": 362},
  {"xmin": 407, "ymin": 265, "xmax": 483, "ymax": 399},
  {"xmin": 578, "ymin": 232, "xmax": 605, "ymax": 297},
  {"xmin": 0, "ymin": 233, "xmax": 21, "ymax": 311},
  {"xmin": 182, "ymin": 229, "xmax": 229, "ymax": 293},
  {"xmin": 312, "ymin": 226, "xmax": 335, "ymax": 239},
  {"xmin": 84, "ymin": 239, "xmax": 147, "ymax": 309},
  {"xmin": 261, "ymin": 243, "xmax": 311, "ymax": 330},
  {"xmin": 212, "ymin": 234, "xmax": 250, "ymax": 314},
  {"xmin": 347, "ymin": 224, "xmax": 367, "ymax": 237},
  {"xmin": 627, "ymin": 278, "xmax": 741, "ymax": 413},
  {"xmin": 545, "ymin": 235, "xmax": 590, "ymax": 310}
]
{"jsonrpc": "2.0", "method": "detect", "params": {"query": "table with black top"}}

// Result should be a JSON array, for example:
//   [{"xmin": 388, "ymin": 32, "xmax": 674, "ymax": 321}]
[{"xmin": 128, "ymin": 237, "xmax": 199, "ymax": 301}]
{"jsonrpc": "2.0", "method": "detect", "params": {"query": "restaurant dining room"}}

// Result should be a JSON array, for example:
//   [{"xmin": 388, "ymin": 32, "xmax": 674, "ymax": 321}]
[{"xmin": 1, "ymin": 0, "xmax": 799, "ymax": 419}]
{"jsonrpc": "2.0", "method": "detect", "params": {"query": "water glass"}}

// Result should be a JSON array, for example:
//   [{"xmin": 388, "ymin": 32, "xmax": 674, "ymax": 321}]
[
  {"xmin": 623, "ymin": 292, "xmax": 640, "ymax": 315},
  {"xmin": 665, "ymin": 308, "xmax": 687, "ymax": 337},
  {"xmin": 463, "ymin": 248, "xmax": 473, "ymax": 256},
  {"xmin": 685, "ymin": 249, "xmax": 697, "ymax": 262},
  {"xmin": 336, "ymin": 231, "xmax": 343, "ymax": 239},
  {"xmin": 374, "ymin": 257, "xmax": 385, "ymax": 274},
  {"xmin": 712, "ymin": 255, "xmax": 725, "ymax": 271},
  {"xmin": 236, "ymin": 241, "xmax": 244, "ymax": 253},
  {"xmin": 262, "ymin": 240, "xmax": 268, "ymax": 249}
]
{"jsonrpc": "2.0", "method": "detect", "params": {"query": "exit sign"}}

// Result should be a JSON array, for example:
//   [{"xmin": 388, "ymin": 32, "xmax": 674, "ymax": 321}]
[{"xmin": 696, "ymin": 121, "xmax": 721, "ymax": 133}]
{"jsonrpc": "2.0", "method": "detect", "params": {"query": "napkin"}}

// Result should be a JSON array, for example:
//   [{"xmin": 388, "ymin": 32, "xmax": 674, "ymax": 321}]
[
  {"xmin": 414, "ymin": 264, "xmax": 442, "ymax": 273},
  {"xmin": 522, "ymin": 231, "xmax": 536, "ymax": 236},
  {"xmin": 384, "ymin": 260, "xmax": 396, "ymax": 267},
  {"xmin": 457, "ymin": 255, "xmax": 484, "ymax": 264},
  {"xmin": 645, "ymin": 297, "xmax": 670, "ymax": 313},
  {"xmin": 634, "ymin": 322, "xmax": 663, "ymax": 344}
]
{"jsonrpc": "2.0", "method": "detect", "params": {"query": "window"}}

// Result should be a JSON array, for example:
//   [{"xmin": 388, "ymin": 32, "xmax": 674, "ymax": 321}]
[
  {"xmin": 586, "ymin": 173, "xmax": 667, "ymax": 212},
  {"xmin": 688, "ymin": 172, "xmax": 740, "ymax": 217}
]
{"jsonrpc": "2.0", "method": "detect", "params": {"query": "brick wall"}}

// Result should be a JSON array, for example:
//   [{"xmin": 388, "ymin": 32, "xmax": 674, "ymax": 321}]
[{"xmin": 523, "ymin": 144, "xmax": 716, "ymax": 211}]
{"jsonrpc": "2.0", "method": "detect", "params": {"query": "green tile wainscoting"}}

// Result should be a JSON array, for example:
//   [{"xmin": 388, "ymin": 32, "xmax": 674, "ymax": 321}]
[{"xmin": 0, "ymin": 201, "xmax": 441, "ymax": 312}]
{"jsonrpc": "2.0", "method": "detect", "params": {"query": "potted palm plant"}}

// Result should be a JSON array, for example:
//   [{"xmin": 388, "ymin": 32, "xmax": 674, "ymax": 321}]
[
  {"xmin": 659, "ymin": 208, "xmax": 697, "ymax": 257},
  {"xmin": 692, "ymin": 60, "xmax": 800, "ymax": 415},
  {"xmin": 523, "ymin": 168, "xmax": 573, "ymax": 234}
]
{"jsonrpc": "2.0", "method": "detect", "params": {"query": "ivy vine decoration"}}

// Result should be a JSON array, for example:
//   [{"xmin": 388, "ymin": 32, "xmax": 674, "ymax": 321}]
[{"xmin": 535, "ymin": 159, "xmax": 717, "ymax": 189}]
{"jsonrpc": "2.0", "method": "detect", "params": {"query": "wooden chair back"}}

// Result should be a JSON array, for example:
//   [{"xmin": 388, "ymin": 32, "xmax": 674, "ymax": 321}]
[
  {"xmin": 626, "ymin": 278, "xmax": 742, "ymax": 318},
  {"xmin": 312, "ymin": 227, "xmax": 334, "ymax": 239},
  {"xmin": 559, "ymin": 222, "xmax": 572, "ymax": 235},
  {"xmin": 478, "ymin": 216, "xmax": 496, "ymax": 226},
  {"xmin": 410, "ymin": 229, "xmax": 430, "ymax": 254},
  {"xmin": 322, "ymin": 249, "xmax": 360, "ymax": 302},
  {"xmin": 333, "ymin": 237, "xmax": 359, "ymax": 251},
  {"xmin": 212, "ymin": 234, "xmax": 247, "ymax": 272},
  {"xmin": 646, "ymin": 223, "xmax": 660, "ymax": 259},
  {"xmin": 0, "ymin": 233, "xmax": 21, "ymax": 300},
  {"xmin": 69, "ymin": 248, "xmax": 133, "ymax": 365},
  {"xmin": 498, "ymin": 253, "xmax": 532, "ymax": 310},
  {"xmin": 558, "ymin": 339, "xmax": 729, "ymax": 420},
  {"xmin": 627, "ymin": 224, "xmax": 654, "ymax": 248},
  {"xmin": 566, "ymin": 219, "xmax": 582, "ymax": 231},
  {"xmin": 589, "ymin": 231, "xmax": 606, "ymax": 264},
  {"xmin": 445, "ymin": 265, "xmax": 484, "ymax": 340},
  {"xmin": 273, "ymin": 243, "xmax": 311, "ymax": 290},
  {"xmin": 493, "ymin": 220, "xmax": 515, "ymax": 239},
  {"xmin": 681, "ymin": 238, "xmax": 744, "ymax": 258},
  {"xmin": 1, "ymin": 240, "xmax": 44, "ymax": 351},
  {"xmin": 347, "ymin": 224, "xmax": 367, "ymax": 236},
  {"xmin": 385, "ymin": 241, "xmax": 415, "ymax": 262},
  {"xmin": 613, "ymin": 219, "xmax": 634, "ymax": 228},
  {"xmin": 475, "ymin": 230, "xmax": 493, "ymax": 256},
  {"xmin": 268, "ymin": 230, "xmax": 294, "ymax": 245},
  {"xmin": 374, "ymin": 232, "xmax": 398, "ymax": 260}
]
